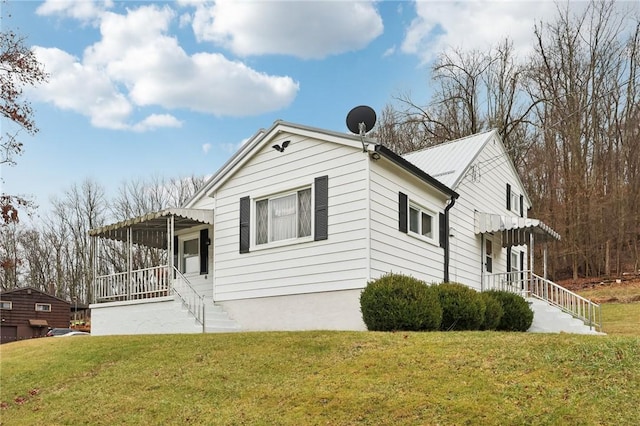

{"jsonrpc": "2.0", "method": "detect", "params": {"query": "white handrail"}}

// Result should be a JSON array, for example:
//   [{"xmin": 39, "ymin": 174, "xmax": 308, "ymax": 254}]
[
  {"xmin": 171, "ymin": 267, "xmax": 205, "ymax": 332},
  {"xmin": 483, "ymin": 271, "xmax": 602, "ymax": 331}
]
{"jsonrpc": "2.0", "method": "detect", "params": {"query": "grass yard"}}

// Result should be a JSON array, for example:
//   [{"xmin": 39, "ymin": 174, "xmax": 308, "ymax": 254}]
[{"xmin": 1, "ymin": 331, "xmax": 639, "ymax": 425}]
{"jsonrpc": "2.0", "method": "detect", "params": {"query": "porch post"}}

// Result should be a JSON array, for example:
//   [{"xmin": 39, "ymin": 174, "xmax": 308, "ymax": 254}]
[
  {"xmin": 543, "ymin": 244, "xmax": 548, "ymax": 280},
  {"xmin": 480, "ymin": 234, "xmax": 485, "ymax": 291},
  {"xmin": 128, "ymin": 226, "xmax": 133, "ymax": 299},
  {"xmin": 529, "ymin": 232, "xmax": 535, "ymax": 296},
  {"xmin": 169, "ymin": 215, "xmax": 175, "ymax": 284}
]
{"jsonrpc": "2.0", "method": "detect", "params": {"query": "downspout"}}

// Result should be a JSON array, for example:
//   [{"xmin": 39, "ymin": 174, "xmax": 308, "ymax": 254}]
[{"xmin": 444, "ymin": 195, "xmax": 457, "ymax": 283}]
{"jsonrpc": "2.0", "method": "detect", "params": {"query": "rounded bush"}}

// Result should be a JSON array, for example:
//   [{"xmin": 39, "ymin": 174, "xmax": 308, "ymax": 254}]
[
  {"xmin": 485, "ymin": 290, "xmax": 534, "ymax": 332},
  {"xmin": 479, "ymin": 292, "xmax": 504, "ymax": 331},
  {"xmin": 360, "ymin": 273, "xmax": 442, "ymax": 331},
  {"xmin": 436, "ymin": 282, "xmax": 486, "ymax": 331}
]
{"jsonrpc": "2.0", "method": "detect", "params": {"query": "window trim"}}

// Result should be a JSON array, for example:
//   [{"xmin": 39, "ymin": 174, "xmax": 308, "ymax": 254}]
[
  {"xmin": 252, "ymin": 185, "xmax": 314, "ymax": 249},
  {"xmin": 0, "ymin": 300, "xmax": 12, "ymax": 310},
  {"xmin": 406, "ymin": 201, "xmax": 438, "ymax": 245},
  {"xmin": 179, "ymin": 232, "xmax": 200, "ymax": 275},
  {"xmin": 509, "ymin": 189, "xmax": 520, "ymax": 214},
  {"xmin": 35, "ymin": 303, "xmax": 51, "ymax": 312}
]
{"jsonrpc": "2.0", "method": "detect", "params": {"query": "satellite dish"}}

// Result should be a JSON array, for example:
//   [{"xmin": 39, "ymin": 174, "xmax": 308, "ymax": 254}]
[{"xmin": 346, "ymin": 105, "xmax": 377, "ymax": 136}]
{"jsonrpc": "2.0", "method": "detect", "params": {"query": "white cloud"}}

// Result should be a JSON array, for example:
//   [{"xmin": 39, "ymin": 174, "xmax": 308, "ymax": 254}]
[
  {"xmin": 201, "ymin": 143, "xmax": 212, "ymax": 154},
  {"xmin": 36, "ymin": 0, "xmax": 113, "ymax": 23},
  {"xmin": 31, "ymin": 46, "xmax": 132, "ymax": 130},
  {"xmin": 401, "ymin": 0, "xmax": 561, "ymax": 64},
  {"xmin": 188, "ymin": 0, "xmax": 384, "ymax": 59},
  {"xmin": 30, "ymin": 4, "xmax": 299, "ymax": 131},
  {"xmin": 132, "ymin": 114, "xmax": 183, "ymax": 132}
]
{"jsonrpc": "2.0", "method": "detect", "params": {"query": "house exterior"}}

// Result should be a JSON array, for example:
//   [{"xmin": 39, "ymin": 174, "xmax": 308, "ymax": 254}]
[
  {"xmin": 0, "ymin": 287, "xmax": 71, "ymax": 343},
  {"xmin": 88, "ymin": 122, "xmax": 601, "ymax": 335}
]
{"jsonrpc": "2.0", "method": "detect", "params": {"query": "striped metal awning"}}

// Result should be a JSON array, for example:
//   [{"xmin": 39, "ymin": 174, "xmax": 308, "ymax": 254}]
[
  {"xmin": 474, "ymin": 212, "xmax": 560, "ymax": 247},
  {"xmin": 88, "ymin": 208, "xmax": 213, "ymax": 249}
]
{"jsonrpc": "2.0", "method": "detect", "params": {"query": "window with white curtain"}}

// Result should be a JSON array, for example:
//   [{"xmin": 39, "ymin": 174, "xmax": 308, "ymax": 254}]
[{"xmin": 256, "ymin": 188, "xmax": 311, "ymax": 245}]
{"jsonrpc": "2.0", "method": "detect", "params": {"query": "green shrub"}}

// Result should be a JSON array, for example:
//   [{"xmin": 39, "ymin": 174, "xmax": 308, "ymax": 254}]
[
  {"xmin": 485, "ymin": 290, "xmax": 534, "ymax": 332},
  {"xmin": 479, "ymin": 292, "xmax": 504, "ymax": 331},
  {"xmin": 360, "ymin": 273, "xmax": 442, "ymax": 331},
  {"xmin": 436, "ymin": 283, "xmax": 486, "ymax": 331}
]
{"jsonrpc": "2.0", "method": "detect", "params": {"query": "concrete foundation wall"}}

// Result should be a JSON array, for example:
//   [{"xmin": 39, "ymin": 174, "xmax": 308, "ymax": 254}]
[{"xmin": 220, "ymin": 289, "xmax": 366, "ymax": 331}]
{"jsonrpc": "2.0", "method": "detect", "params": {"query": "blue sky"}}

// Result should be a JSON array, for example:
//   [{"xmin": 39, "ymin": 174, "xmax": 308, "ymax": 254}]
[{"xmin": 1, "ymin": 0, "xmax": 584, "ymax": 216}]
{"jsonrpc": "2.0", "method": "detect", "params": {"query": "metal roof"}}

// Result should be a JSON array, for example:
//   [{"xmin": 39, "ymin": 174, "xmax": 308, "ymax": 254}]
[
  {"xmin": 402, "ymin": 130, "xmax": 495, "ymax": 188},
  {"xmin": 475, "ymin": 212, "xmax": 561, "ymax": 247},
  {"xmin": 88, "ymin": 208, "xmax": 213, "ymax": 248}
]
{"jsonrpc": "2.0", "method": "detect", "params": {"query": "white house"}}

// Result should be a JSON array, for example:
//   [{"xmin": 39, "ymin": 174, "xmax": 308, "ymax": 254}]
[{"xmin": 89, "ymin": 122, "xmax": 601, "ymax": 335}]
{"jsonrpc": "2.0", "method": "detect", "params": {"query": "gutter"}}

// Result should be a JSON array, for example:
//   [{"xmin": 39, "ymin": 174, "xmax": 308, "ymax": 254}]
[{"xmin": 444, "ymin": 196, "xmax": 456, "ymax": 283}]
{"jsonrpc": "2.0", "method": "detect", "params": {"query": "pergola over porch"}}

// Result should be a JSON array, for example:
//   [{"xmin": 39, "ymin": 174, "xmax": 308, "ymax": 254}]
[{"xmin": 89, "ymin": 208, "xmax": 213, "ymax": 303}]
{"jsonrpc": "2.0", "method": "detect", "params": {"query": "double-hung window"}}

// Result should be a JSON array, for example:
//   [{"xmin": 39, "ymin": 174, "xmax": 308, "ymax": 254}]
[
  {"xmin": 0, "ymin": 301, "xmax": 12, "ymax": 310},
  {"xmin": 409, "ymin": 204, "xmax": 434, "ymax": 239},
  {"xmin": 256, "ymin": 188, "xmax": 312, "ymax": 245},
  {"xmin": 510, "ymin": 190, "xmax": 520, "ymax": 214}
]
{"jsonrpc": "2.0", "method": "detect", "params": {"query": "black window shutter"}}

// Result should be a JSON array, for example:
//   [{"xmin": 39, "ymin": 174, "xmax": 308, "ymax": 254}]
[
  {"xmin": 439, "ymin": 213, "xmax": 446, "ymax": 248},
  {"xmin": 506, "ymin": 183, "xmax": 511, "ymax": 210},
  {"xmin": 239, "ymin": 196, "xmax": 250, "ymax": 253},
  {"xmin": 199, "ymin": 228, "xmax": 209, "ymax": 274},
  {"xmin": 519, "ymin": 194, "xmax": 524, "ymax": 217},
  {"xmin": 314, "ymin": 175, "xmax": 328, "ymax": 241},
  {"xmin": 173, "ymin": 236, "xmax": 178, "ymax": 273},
  {"xmin": 506, "ymin": 247, "xmax": 512, "ymax": 271},
  {"xmin": 398, "ymin": 192, "xmax": 408, "ymax": 233}
]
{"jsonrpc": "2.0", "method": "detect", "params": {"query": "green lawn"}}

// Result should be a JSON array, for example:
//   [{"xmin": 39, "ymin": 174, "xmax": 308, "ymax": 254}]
[{"xmin": 1, "ymin": 331, "xmax": 639, "ymax": 425}]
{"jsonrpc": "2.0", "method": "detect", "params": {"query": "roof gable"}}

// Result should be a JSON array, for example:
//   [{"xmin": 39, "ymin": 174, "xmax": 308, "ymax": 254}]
[
  {"xmin": 0, "ymin": 286, "xmax": 70, "ymax": 304},
  {"xmin": 402, "ymin": 130, "xmax": 495, "ymax": 188},
  {"xmin": 401, "ymin": 129, "xmax": 531, "ymax": 206},
  {"xmin": 184, "ymin": 121, "xmax": 372, "ymax": 207}
]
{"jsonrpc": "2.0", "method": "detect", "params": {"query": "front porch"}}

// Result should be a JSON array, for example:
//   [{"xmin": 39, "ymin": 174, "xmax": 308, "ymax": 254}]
[{"xmin": 89, "ymin": 208, "xmax": 217, "ymax": 332}]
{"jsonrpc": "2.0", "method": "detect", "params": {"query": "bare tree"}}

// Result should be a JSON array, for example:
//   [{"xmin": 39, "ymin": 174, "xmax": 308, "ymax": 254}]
[{"xmin": 0, "ymin": 13, "xmax": 48, "ymax": 224}]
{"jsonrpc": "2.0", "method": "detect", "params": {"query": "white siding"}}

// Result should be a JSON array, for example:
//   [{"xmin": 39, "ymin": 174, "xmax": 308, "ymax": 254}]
[
  {"xmin": 448, "ymin": 134, "xmax": 529, "ymax": 289},
  {"xmin": 213, "ymin": 133, "xmax": 369, "ymax": 301},
  {"xmin": 369, "ymin": 159, "xmax": 450, "ymax": 284}
]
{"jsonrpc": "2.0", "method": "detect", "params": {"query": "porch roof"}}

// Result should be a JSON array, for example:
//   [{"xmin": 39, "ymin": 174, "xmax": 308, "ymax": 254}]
[
  {"xmin": 88, "ymin": 208, "xmax": 213, "ymax": 249},
  {"xmin": 474, "ymin": 212, "xmax": 561, "ymax": 247}
]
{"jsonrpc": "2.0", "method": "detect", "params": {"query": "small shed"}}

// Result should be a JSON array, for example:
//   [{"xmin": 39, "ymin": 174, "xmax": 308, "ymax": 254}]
[{"xmin": 0, "ymin": 287, "xmax": 71, "ymax": 344}]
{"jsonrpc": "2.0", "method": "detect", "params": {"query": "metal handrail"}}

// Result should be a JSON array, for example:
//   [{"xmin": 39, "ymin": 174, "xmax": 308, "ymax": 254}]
[
  {"xmin": 483, "ymin": 271, "xmax": 602, "ymax": 332},
  {"xmin": 171, "ymin": 267, "xmax": 206, "ymax": 332}
]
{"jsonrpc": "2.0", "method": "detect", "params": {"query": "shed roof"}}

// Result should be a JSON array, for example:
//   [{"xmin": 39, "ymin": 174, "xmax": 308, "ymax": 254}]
[{"xmin": 88, "ymin": 208, "xmax": 213, "ymax": 248}]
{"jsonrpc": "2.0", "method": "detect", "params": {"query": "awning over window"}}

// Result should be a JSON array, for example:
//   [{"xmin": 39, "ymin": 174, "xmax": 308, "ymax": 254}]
[
  {"xmin": 29, "ymin": 319, "xmax": 49, "ymax": 327},
  {"xmin": 474, "ymin": 212, "xmax": 561, "ymax": 247},
  {"xmin": 88, "ymin": 208, "xmax": 214, "ymax": 249}
]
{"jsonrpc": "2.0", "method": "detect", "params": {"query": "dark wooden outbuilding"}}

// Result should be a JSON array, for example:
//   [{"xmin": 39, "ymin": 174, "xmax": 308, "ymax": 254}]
[{"xmin": 0, "ymin": 287, "xmax": 71, "ymax": 344}]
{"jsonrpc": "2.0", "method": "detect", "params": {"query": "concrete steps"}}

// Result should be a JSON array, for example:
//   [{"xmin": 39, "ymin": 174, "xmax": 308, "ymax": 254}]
[
  {"xmin": 177, "ymin": 298, "xmax": 241, "ymax": 333},
  {"xmin": 527, "ymin": 297, "xmax": 604, "ymax": 335}
]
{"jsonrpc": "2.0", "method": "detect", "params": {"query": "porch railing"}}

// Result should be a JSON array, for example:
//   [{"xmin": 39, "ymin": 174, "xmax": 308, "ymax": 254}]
[
  {"xmin": 94, "ymin": 265, "xmax": 170, "ymax": 302},
  {"xmin": 93, "ymin": 264, "xmax": 205, "ymax": 332},
  {"xmin": 172, "ymin": 267, "xmax": 205, "ymax": 332},
  {"xmin": 483, "ymin": 271, "xmax": 602, "ymax": 332}
]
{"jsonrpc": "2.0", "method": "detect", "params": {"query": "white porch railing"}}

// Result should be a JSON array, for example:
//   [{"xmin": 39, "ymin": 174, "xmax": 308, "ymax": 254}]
[
  {"xmin": 483, "ymin": 271, "xmax": 602, "ymax": 332},
  {"xmin": 93, "ymin": 265, "xmax": 205, "ymax": 332},
  {"xmin": 94, "ymin": 265, "xmax": 170, "ymax": 302},
  {"xmin": 172, "ymin": 267, "xmax": 205, "ymax": 332}
]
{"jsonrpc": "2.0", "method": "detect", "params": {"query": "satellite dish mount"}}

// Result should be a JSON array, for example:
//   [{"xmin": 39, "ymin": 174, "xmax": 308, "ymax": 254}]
[{"xmin": 346, "ymin": 105, "xmax": 377, "ymax": 152}]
